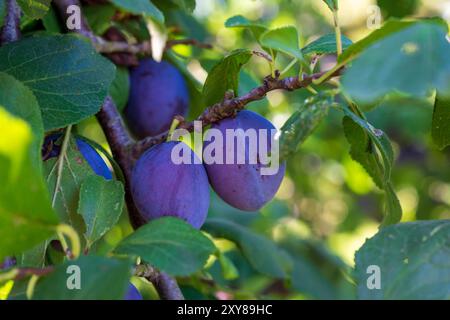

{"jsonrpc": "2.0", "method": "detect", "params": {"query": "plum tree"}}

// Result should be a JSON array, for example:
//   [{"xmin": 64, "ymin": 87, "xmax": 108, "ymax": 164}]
[
  {"xmin": 42, "ymin": 135, "xmax": 112, "ymax": 180},
  {"xmin": 131, "ymin": 141, "xmax": 209, "ymax": 228},
  {"xmin": 204, "ymin": 110, "xmax": 286, "ymax": 211},
  {"xmin": 0, "ymin": 257, "xmax": 15, "ymax": 269},
  {"xmin": 124, "ymin": 59, "xmax": 189, "ymax": 138},
  {"xmin": 124, "ymin": 283, "xmax": 143, "ymax": 300}
]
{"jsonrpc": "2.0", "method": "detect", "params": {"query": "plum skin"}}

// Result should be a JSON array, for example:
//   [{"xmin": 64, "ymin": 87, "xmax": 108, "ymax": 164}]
[
  {"xmin": 124, "ymin": 283, "xmax": 143, "ymax": 300},
  {"xmin": 43, "ymin": 135, "xmax": 112, "ymax": 180},
  {"xmin": 131, "ymin": 141, "xmax": 210, "ymax": 229},
  {"xmin": 204, "ymin": 110, "xmax": 286, "ymax": 211},
  {"xmin": 124, "ymin": 59, "xmax": 189, "ymax": 138}
]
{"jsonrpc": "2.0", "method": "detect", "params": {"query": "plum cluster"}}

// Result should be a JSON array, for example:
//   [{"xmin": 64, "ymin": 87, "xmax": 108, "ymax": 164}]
[
  {"xmin": 127, "ymin": 59, "xmax": 286, "ymax": 229},
  {"xmin": 43, "ymin": 134, "xmax": 112, "ymax": 180}
]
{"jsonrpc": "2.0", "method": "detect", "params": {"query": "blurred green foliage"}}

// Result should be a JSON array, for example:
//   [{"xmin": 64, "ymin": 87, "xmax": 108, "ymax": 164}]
[{"xmin": 2, "ymin": 0, "xmax": 448, "ymax": 300}]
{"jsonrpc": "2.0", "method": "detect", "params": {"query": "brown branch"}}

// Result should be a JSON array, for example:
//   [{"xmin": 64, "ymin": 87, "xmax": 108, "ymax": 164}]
[
  {"xmin": 133, "ymin": 68, "xmax": 343, "ymax": 157},
  {"xmin": 150, "ymin": 272, "xmax": 184, "ymax": 300},
  {"xmin": 0, "ymin": 0, "xmax": 21, "ymax": 44},
  {"xmin": 92, "ymin": 37, "xmax": 212, "ymax": 55}
]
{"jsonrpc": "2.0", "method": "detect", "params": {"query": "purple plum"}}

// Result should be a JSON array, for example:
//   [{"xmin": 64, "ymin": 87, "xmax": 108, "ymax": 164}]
[
  {"xmin": 203, "ymin": 110, "xmax": 286, "ymax": 211},
  {"xmin": 124, "ymin": 59, "xmax": 189, "ymax": 138},
  {"xmin": 124, "ymin": 283, "xmax": 143, "ymax": 300},
  {"xmin": 131, "ymin": 141, "xmax": 209, "ymax": 228}
]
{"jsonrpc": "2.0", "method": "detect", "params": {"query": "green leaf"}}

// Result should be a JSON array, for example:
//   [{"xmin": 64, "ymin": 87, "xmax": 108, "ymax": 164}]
[
  {"xmin": 17, "ymin": 0, "xmax": 51, "ymax": 19},
  {"xmin": 279, "ymin": 93, "xmax": 332, "ymax": 160},
  {"xmin": 342, "ymin": 109, "xmax": 402, "ymax": 226},
  {"xmin": 78, "ymin": 175, "xmax": 124, "ymax": 247},
  {"xmin": 302, "ymin": 33, "xmax": 352, "ymax": 55},
  {"xmin": 217, "ymin": 251, "xmax": 239, "ymax": 280},
  {"xmin": 43, "ymin": 137, "xmax": 99, "ymax": 236},
  {"xmin": 33, "ymin": 255, "xmax": 132, "ymax": 300},
  {"xmin": 203, "ymin": 218, "xmax": 287, "ymax": 278},
  {"xmin": 0, "ymin": 72, "xmax": 43, "ymax": 167},
  {"xmin": 322, "ymin": 0, "xmax": 338, "ymax": 11},
  {"xmin": 259, "ymin": 26, "xmax": 303, "ymax": 61},
  {"xmin": 383, "ymin": 182, "xmax": 402, "ymax": 227},
  {"xmin": 114, "ymin": 217, "xmax": 216, "ymax": 276},
  {"xmin": 432, "ymin": 93, "xmax": 450, "ymax": 150},
  {"xmin": 338, "ymin": 20, "xmax": 416, "ymax": 63},
  {"xmin": 84, "ymin": 3, "xmax": 117, "ymax": 35},
  {"xmin": 16, "ymin": 242, "xmax": 48, "ymax": 268},
  {"xmin": 169, "ymin": 0, "xmax": 196, "ymax": 13},
  {"xmin": 202, "ymin": 49, "xmax": 252, "ymax": 106},
  {"xmin": 355, "ymin": 220, "xmax": 450, "ymax": 299},
  {"xmin": 0, "ymin": 34, "xmax": 115, "ymax": 131},
  {"xmin": 41, "ymin": 6, "xmax": 63, "ymax": 33},
  {"xmin": 109, "ymin": 67, "xmax": 130, "ymax": 112},
  {"xmin": 111, "ymin": 0, "xmax": 164, "ymax": 25},
  {"xmin": 291, "ymin": 256, "xmax": 336, "ymax": 299},
  {"xmin": 0, "ymin": 107, "xmax": 58, "ymax": 261},
  {"xmin": 225, "ymin": 15, "xmax": 267, "ymax": 40},
  {"xmin": 341, "ymin": 22, "xmax": 450, "ymax": 103}
]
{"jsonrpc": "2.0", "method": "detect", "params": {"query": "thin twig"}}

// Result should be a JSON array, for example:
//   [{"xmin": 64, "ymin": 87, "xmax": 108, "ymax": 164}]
[{"xmin": 53, "ymin": 0, "xmax": 184, "ymax": 300}]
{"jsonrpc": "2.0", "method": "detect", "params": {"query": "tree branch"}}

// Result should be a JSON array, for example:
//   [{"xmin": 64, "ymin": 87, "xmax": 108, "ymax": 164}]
[
  {"xmin": 88, "ymin": 36, "xmax": 212, "ymax": 55},
  {"xmin": 53, "ymin": 0, "xmax": 184, "ymax": 300},
  {"xmin": 132, "ymin": 68, "xmax": 344, "ymax": 157},
  {"xmin": 0, "ymin": 0, "xmax": 21, "ymax": 44},
  {"xmin": 53, "ymin": 0, "xmax": 343, "ymax": 301}
]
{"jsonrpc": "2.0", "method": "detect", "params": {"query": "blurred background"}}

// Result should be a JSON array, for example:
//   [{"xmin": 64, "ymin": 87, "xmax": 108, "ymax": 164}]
[{"xmin": 75, "ymin": 0, "xmax": 450, "ymax": 299}]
